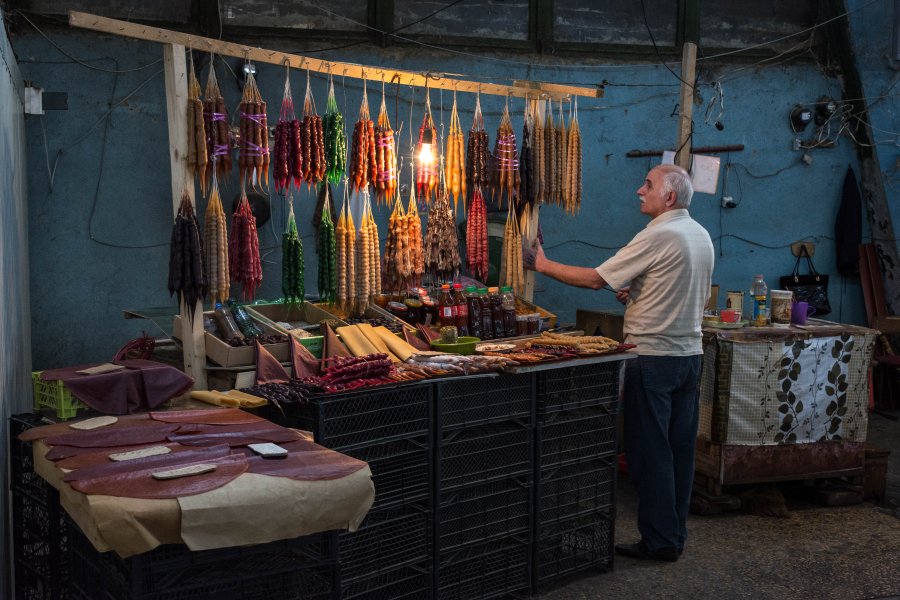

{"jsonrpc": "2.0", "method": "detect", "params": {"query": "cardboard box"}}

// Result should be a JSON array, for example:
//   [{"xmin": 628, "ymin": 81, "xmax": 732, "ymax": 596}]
[
  {"xmin": 173, "ymin": 309, "xmax": 321, "ymax": 368},
  {"xmin": 245, "ymin": 302, "xmax": 329, "ymax": 356}
]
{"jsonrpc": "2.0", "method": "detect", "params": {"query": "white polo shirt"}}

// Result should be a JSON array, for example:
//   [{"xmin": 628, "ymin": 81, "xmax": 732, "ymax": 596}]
[{"xmin": 595, "ymin": 209, "xmax": 714, "ymax": 356}]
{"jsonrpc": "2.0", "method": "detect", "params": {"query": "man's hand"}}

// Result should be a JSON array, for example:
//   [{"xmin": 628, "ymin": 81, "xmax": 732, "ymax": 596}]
[
  {"xmin": 523, "ymin": 238, "xmax": 543, "ymax": 272},
  {"xmin": 615, "ymin": 287, "xmax": 631, "ymax": 305}
]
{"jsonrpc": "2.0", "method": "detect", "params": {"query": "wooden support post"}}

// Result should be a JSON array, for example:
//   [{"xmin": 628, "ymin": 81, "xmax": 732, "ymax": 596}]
[
  {"xmin": 523, "ymin": 204, "xmax": 540, "ymax": 303},
  {"xmin": 674, "ymin": 42, "xmax": 697, "ymax": 170},
  {"xmin": 163, "ymin": 43, "xmax": 207, "ymax": 390}
]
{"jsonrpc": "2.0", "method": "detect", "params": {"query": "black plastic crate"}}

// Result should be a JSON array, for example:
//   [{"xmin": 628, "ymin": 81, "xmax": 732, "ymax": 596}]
[
  {"xmin": 437, "ymin": 475, "xmax": 531, "ymax": 551},
  {"xmin": 66, "ymin": 516, "xmax": 337, "ymax": 600},
  {"xmin": 435, "ymin": 373, "xmax": 533, "ymax": 430},
  {"xmin": 436, "ymin": 536, "xmax": 530, "ymax": 600},
  {"xmin": 10, "ymin": 414, "xmax": 56, "ymax": 504},
  {"xmin": 536, "ymin": 457, "xmax": 616, "ymax": 525},
  {"xmin": 339, "ymin": 562, "xmax": 432, "ymax": 600},
  {"xmin": 339, "ymin": 503, "xmax": 431, "ymax": 583},
  {"xmin": 437, "ymin": 422, "xmax": 532, "ymax": 491},
  {"xmin": 263, "ymin": 382, "xmax": 432, "ymax": 451},
  {"xmin": 537, "ymin": 406, "xmax": 617, "ymax": 470},
  {"xmin": 533, "ymin": 512, "xmax": 614, "ymax": 594},
  {"xmin": 340, "ymin": 435, "xmax": 431, "ymax": 512},
  {"xmin": 536, "ymin": 361, "xmax": 622, "ymax": 413}
]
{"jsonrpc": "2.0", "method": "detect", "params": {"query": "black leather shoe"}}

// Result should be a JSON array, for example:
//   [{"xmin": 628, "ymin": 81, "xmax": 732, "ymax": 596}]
[{"xmin": 615, "ymin": 541, "xmax": 679, "ymax": 562}]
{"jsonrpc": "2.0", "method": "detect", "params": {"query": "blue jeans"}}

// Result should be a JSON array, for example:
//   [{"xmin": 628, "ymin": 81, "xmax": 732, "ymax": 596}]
[{"xmin": 623, "ymin": 355, "xmax": 701, "ymax": 552}]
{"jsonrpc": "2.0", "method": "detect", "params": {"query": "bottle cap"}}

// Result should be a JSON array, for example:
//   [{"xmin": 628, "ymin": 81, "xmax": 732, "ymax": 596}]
[
  {"xmin": 465, "ymin": 286, "xmax": 476, "ymax": 292},
  {"xmin": 500, "ymin": 286, "xmax": 511, "ymax": 293},
  {"xmin": 478, "ymin": 287, "xmax": 488, "ymax": 294},
  {"xmin": 441, "ymin": 283, "xmax": 450, "ymax": 289},
  {"xmin": 453, "ymin": 283, "xmax": 463, "ymax": 289},
  {"xmin": 488, "ymin": 286, "xmax": 499, "ymax": 293}
]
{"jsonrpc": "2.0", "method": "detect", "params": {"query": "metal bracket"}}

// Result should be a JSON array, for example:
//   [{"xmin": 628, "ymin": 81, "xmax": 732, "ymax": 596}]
[{"xmin": 791, "ymin": 242, "xmax": 816, "ymax": 257}]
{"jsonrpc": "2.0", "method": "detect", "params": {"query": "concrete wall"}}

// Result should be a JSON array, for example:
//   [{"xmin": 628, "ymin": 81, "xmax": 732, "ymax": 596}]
[
  {"xmin": 0, "ymin": 8, "xmax": 33, "ymax": 595},
  {"xmin": 11, "ymin": 1, "xmax": 896, "ymax": 370}
]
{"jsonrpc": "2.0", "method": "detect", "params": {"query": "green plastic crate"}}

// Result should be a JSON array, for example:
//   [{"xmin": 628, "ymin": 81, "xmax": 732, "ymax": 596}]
[{"xmin": 32, "ymin": 372, "xmax": 86, "ymax": 420}]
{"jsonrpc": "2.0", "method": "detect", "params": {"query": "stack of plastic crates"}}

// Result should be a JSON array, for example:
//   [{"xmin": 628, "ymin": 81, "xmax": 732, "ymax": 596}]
[
  {"xmin": 10, "ymin": 413, "xmax": 70, "ymax": 600},
  {"xmin": 433, "ymin": 374, "xmax": 534, "ymax": 599},
  {"xmin": 32, "ymin": 372, "xmax": 86, "ymax": 420},
  {"xmin": 262, "ymin": 381, "xmax": 434, "ymax": 599},
  {"xmin": 532, "ymin": 360, "xmax": 623, "ymax": 594},
  {"xmin": 66, "ymin": 515, "xmax": 338, "ymax": 600}
]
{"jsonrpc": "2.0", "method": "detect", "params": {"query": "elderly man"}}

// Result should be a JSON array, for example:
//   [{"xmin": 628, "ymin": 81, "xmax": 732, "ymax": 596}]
[{"xmin": 526, "ymin": 164, "xmax": 714, "ymax": 562}]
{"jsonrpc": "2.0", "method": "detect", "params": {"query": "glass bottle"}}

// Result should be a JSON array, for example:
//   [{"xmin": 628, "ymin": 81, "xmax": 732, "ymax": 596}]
[
  {"xmin": 479, "ymin": 287, "xmax": 494, "ymax": 340},
  {"xmin": 227, "ymin": 299, "xmax": 262, "ymax": 338},
  {"xmin": 751, "ymin": 274, "xmax": 768, "ymax": 326},
  {"xmin": 213, "ymin": 303, "xmax": 243, "ymax": 341},
  {"xmin": 453, "ymin": 283, "xmax": 469, "ymax": 336},
  {"xmin": 500, "ymin": 286, "xmax": 518, "ymax": 337},
  {"xmin": 488, "ymin": 286, "xmax": 505, "ymax": 338},
  {"xmin": 438, "ymin": 284, "xmax": 457, "ymax": 328},
  {"xmin": 465, "ymin": 286, "xmax": 482, "ymax": 339}
]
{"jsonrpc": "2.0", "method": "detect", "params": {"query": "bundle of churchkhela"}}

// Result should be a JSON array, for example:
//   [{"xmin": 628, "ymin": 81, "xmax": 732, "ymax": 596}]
[
  {"xmin": 168, "ymin": 189, "xmax": 207, "ymax": 319},
  {"xmin": 349, "ymin": 84, "xmax": 376, "ymax": 194},
  {"xmin": 416, "ymin": 92, "xmax": 438, "ymax": 203},
  {"xmin": 374, "ymin": 87, "xmax": 396, "ymax": 205},
  {"xmin": 203, "ymin": 178, "xmax": 229, "ymax": 305},
  {"xmin": 382, "ymin": 194, "xmax": 411, "ymax": 291},
  {"xmin": 317, "ymin": 187, "xmax": 337, "ymax": 305},
  {"xmin": 186, "ymin": 57, "xmax": 208, "ymax": 196},
  {"xmin": 237, "ymin": 69, "xmax": 269, "ymax": 188},
  {"xmin": 565, "ymin": 99, "xmax": 583, "ymax": 214},
  {"xmin": 203, "ymin": 63, "xmax": 231, "ymax": 188},
  {"xmin": 465, "ymin": 186, "xmax": 489, "ymax": 281},
  {"xmin": 501, "ymin": 205, "xmax": 524, "ymax": 295},
  {"xmin": 300, "ymin": 71, "xmax": 325, "ymax": 187},
  {"xmin": 530, "ymin": 98, "xmax": 546, "ymax": 204},
  {"xmin": 282, "ymin": 200, "xmax": 304, "ymax": 305},
  {"xmin": 445, "ymin": 92, "xmax": 466, "ymax": 212},
  {"xmin": 466, "ymin": 94, "xmax": 490, "ymax": 199},
  {"xmin": 322, "ymin": 77, "xmax": 347, "ymax": 185},
  {"xmin": 229, "ymin": 191, "xmax": 262, "ymax": 300},
  {"xmin": 553, "ymin": 101, "xmax": 568, "ymax": 208},
  {"xmin": 273, "ymin": 71, "xmax": 299, "ymax": 195},
  {"xmin": 335, "ymin": 184, "xmax": 357, "ymax": 313},
  {"xmin": 424, "ymin": 190, "xmax": 460, "ymax": 278},
  {"xmin": 518, "ymin": 100, "xmax": 534, "ymax": 206},
  {"xmin": 491, "ymin": 101, "xmax": 521, "ymax": 208},
  {"xmin": 355, "ymin": 192, "xmax": 381, "ymax": 315}
]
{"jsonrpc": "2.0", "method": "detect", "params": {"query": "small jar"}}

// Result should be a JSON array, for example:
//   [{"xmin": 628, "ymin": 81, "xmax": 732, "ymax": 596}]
[{"xmin": 527, "ymin": 313, "xmax": 540, "ymax": 334}]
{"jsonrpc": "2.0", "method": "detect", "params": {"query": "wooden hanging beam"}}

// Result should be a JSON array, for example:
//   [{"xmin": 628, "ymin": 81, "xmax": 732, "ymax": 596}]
[
  {"xmin": 674, "ymin": 42, "xmax": 697, "ymax": 169},
  {"xmin": 68, "ymin": 11, "xmax": 603, "ymax": 101},
  {"xmin": 626, "ymin": 144, "xmax": 745, "ymax": 158}
]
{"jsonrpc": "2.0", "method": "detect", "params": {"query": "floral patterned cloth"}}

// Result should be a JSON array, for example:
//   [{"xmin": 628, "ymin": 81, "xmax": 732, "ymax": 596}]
[{"xmin": 699, "ymin": 324, "xmax": 877, "ymax": 445}]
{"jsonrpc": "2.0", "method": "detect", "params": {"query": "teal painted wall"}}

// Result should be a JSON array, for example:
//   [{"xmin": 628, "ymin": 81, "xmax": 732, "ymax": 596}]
[{"xmin": 12, "ymin": 1, "xmax": 897, "ymax": 370}]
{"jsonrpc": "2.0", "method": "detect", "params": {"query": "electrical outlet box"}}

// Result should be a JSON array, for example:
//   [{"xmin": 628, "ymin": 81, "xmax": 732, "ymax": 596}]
[{"xmin": 791, "ymin": 242, "xmax": 815, "ymax": 257}]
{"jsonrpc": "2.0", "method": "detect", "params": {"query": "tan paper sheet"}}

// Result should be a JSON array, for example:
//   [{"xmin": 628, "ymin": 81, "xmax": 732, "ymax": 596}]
[{"xmin": 33, "ymin": 439, "xmax": 374, "ymax": 558}]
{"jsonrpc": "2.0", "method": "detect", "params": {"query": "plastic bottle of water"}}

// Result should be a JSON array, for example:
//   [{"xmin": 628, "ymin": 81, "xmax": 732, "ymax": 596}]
[{"xmin": 750, "ymin": 275, "xmax": 768, "ymax": 326}]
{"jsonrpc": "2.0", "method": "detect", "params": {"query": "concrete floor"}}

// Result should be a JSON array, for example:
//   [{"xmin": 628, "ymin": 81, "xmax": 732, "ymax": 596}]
[{"xmin": 540, "ymin": 411, "xmax": 900, "ymax": 600}]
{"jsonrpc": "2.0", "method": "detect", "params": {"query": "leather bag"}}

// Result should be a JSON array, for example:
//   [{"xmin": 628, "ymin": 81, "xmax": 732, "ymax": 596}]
[{"xmin": 779, "ymin": 246, "xmax": 831, "ymax": 316}]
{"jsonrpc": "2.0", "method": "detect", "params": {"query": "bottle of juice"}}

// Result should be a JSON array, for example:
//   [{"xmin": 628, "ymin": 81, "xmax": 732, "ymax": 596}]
[
  {"xmin": 500, "ymin": 286, "xmax": 517, "ymax": 337},
  {"xmin": 750, "ymin": 274, "xmax": 768, "ymax": 326},
  {"xmin": 453, "ymin": 283, "xmax": 469, "ymax": 336},
  {"xmin": 479, "ymin": 287, "xmax": 494, "ymax": 340},
  {"xmin": 465, "ymin": 286, "xmax": 482, "ymax": 339},
  {"xmin": 488, "ymin": 287, "xmax": 505, "ymax": 338},
  {"xmin": 438, "ymin": 284, "xmax": 456, "ymax": 328}
]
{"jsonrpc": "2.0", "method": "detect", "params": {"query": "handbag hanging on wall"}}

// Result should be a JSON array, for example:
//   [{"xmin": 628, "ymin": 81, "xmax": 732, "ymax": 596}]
[{"xmin": 779, "ymin": 246, "xmax": 831, "ymax": 315}]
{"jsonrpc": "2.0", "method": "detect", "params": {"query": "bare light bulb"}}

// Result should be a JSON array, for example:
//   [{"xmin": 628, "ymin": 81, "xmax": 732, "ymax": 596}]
[{"xmin": 418, "ymin": 142, "xmax": 434, "ymax": 165}]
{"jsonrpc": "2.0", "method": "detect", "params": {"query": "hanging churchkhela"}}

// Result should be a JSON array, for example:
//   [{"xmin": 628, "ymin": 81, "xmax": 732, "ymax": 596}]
[
  {"xmin": 466, "ymin": 94, "xmax": 490, "ymax": 200},
  {"xmin": 322, "ymin": 76, "xmax": 347, "ymax": 185},
  {"xmin": 349, "ymin": 82, "xmax": 376, "ymax": 195},
  {"xmin": 273, "ymin": 67, "xmax": 299, "ymax": 195},
  {"xmin": 354, "ymin": 192, "xmax": 381, "ymax": 315},
  {"xmin": 491, "ymin": 100, "xmax": 521, "ymax": 209},
  {"xmin": 186, "ymin": 55, "xmax": 208, "ymax": 196},
  {"xmin": 317, "ymin": 186, "xmax": 337, "ymax": 305},
  {"xmin": 543, "ymin": 98, "xmax": 556, "ymax": 208},
  {"xmin": 203, "ymin": 61, "xmax": 231, "ymax": 188},
  {"xmin": 407, "ymin": 185, "xmax": 425, "ymax": 286},
  {"xmin": 335, "ymin": 184, "xmax": 356, "ymax": 314},
  {"xmin": 203, "ymin": 177, "xmax": 229, "ymax": 305},
  {"xmin": 374, "ymin": 83, "xmax": 396, "ymax": 205},
  {"xmin": 382, "ymin": 192, "xmax": 411, "ymax": 292},
  {"xmin": 424, "ymin": 189, "xmax": 460, "ymax": 279},
  {"xmin": 531, "ymin": 98, "xmax": 546, "ymax": 205},
  {"xmin": 416, "ymin": 91, "xmax": 438, "ymax": 203},
  {"xmin": 300, "ymin": 70, "xmax": 326, "ymax": 187},
  {"xmin": 168, "ymin": 189, "xmax": 207, "ymax": 320},
  {"xmin": 501, "ymin": 204, "xmax": 525, "ymax": 295},
  {"xmin": 466, "ymin": 186, "xmax": 489, "ymax": 281},
  {"xmin": 229, "ymin": 191, "xmax": 263, "ymax": 301},
  {"xmin": 282, "ymin": 198, "xmax": 305, "ymax": 305},
  {"xmin": 445, "ymin": 91, "xmax": 466, "ymax": 212},
  {"xmin": 518, "ymin": 100, "xmax": 534, "ymax": 206},
  {"xmin": 565, "ymin": 99, "xmax": 583, "ymax": 215},
  {"xmin": 237, "ymin": 67, "xmax": 269, "ymax": 189}
]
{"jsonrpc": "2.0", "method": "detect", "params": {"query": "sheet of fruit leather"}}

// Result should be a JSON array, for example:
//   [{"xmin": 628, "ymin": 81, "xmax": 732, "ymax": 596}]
[
  {"xmin": 18, "ymin": 413, "xmax": 154, "ymax": 442},
  {"xmin": 178, "ymin": 468, "xmax": 374, "ymax": 551},
  {"xmin": 61, "ymin": 445, "xmax": 231, "ymax": 483},
  {"xmin": 149, "ymin": 408, "xmax": 264, "ymax": 425},
  {"xmin": 44, "ymin": 422, "xmax": 186, "ymax": 449},
  {"xmin": 69, "ymin": 454, "xmax": 248, "ymax": 500},
  {"xmin": 54, "ymin": 442, "xmax": 190, "ymax": 470},
  {"xmin": 39, "ymin": 359, "xmax": 193, "ymax": 414},
  {"xmin": 189, "ymin": 389, "xmax": 267, "ymax": 408},
  {"xmin": 246, "ymin": 449, "xmax": 368, "ymax": 481},
  {"xmin": 167, "ymin": 423, "xmax": 303, "ymax": 447}
]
